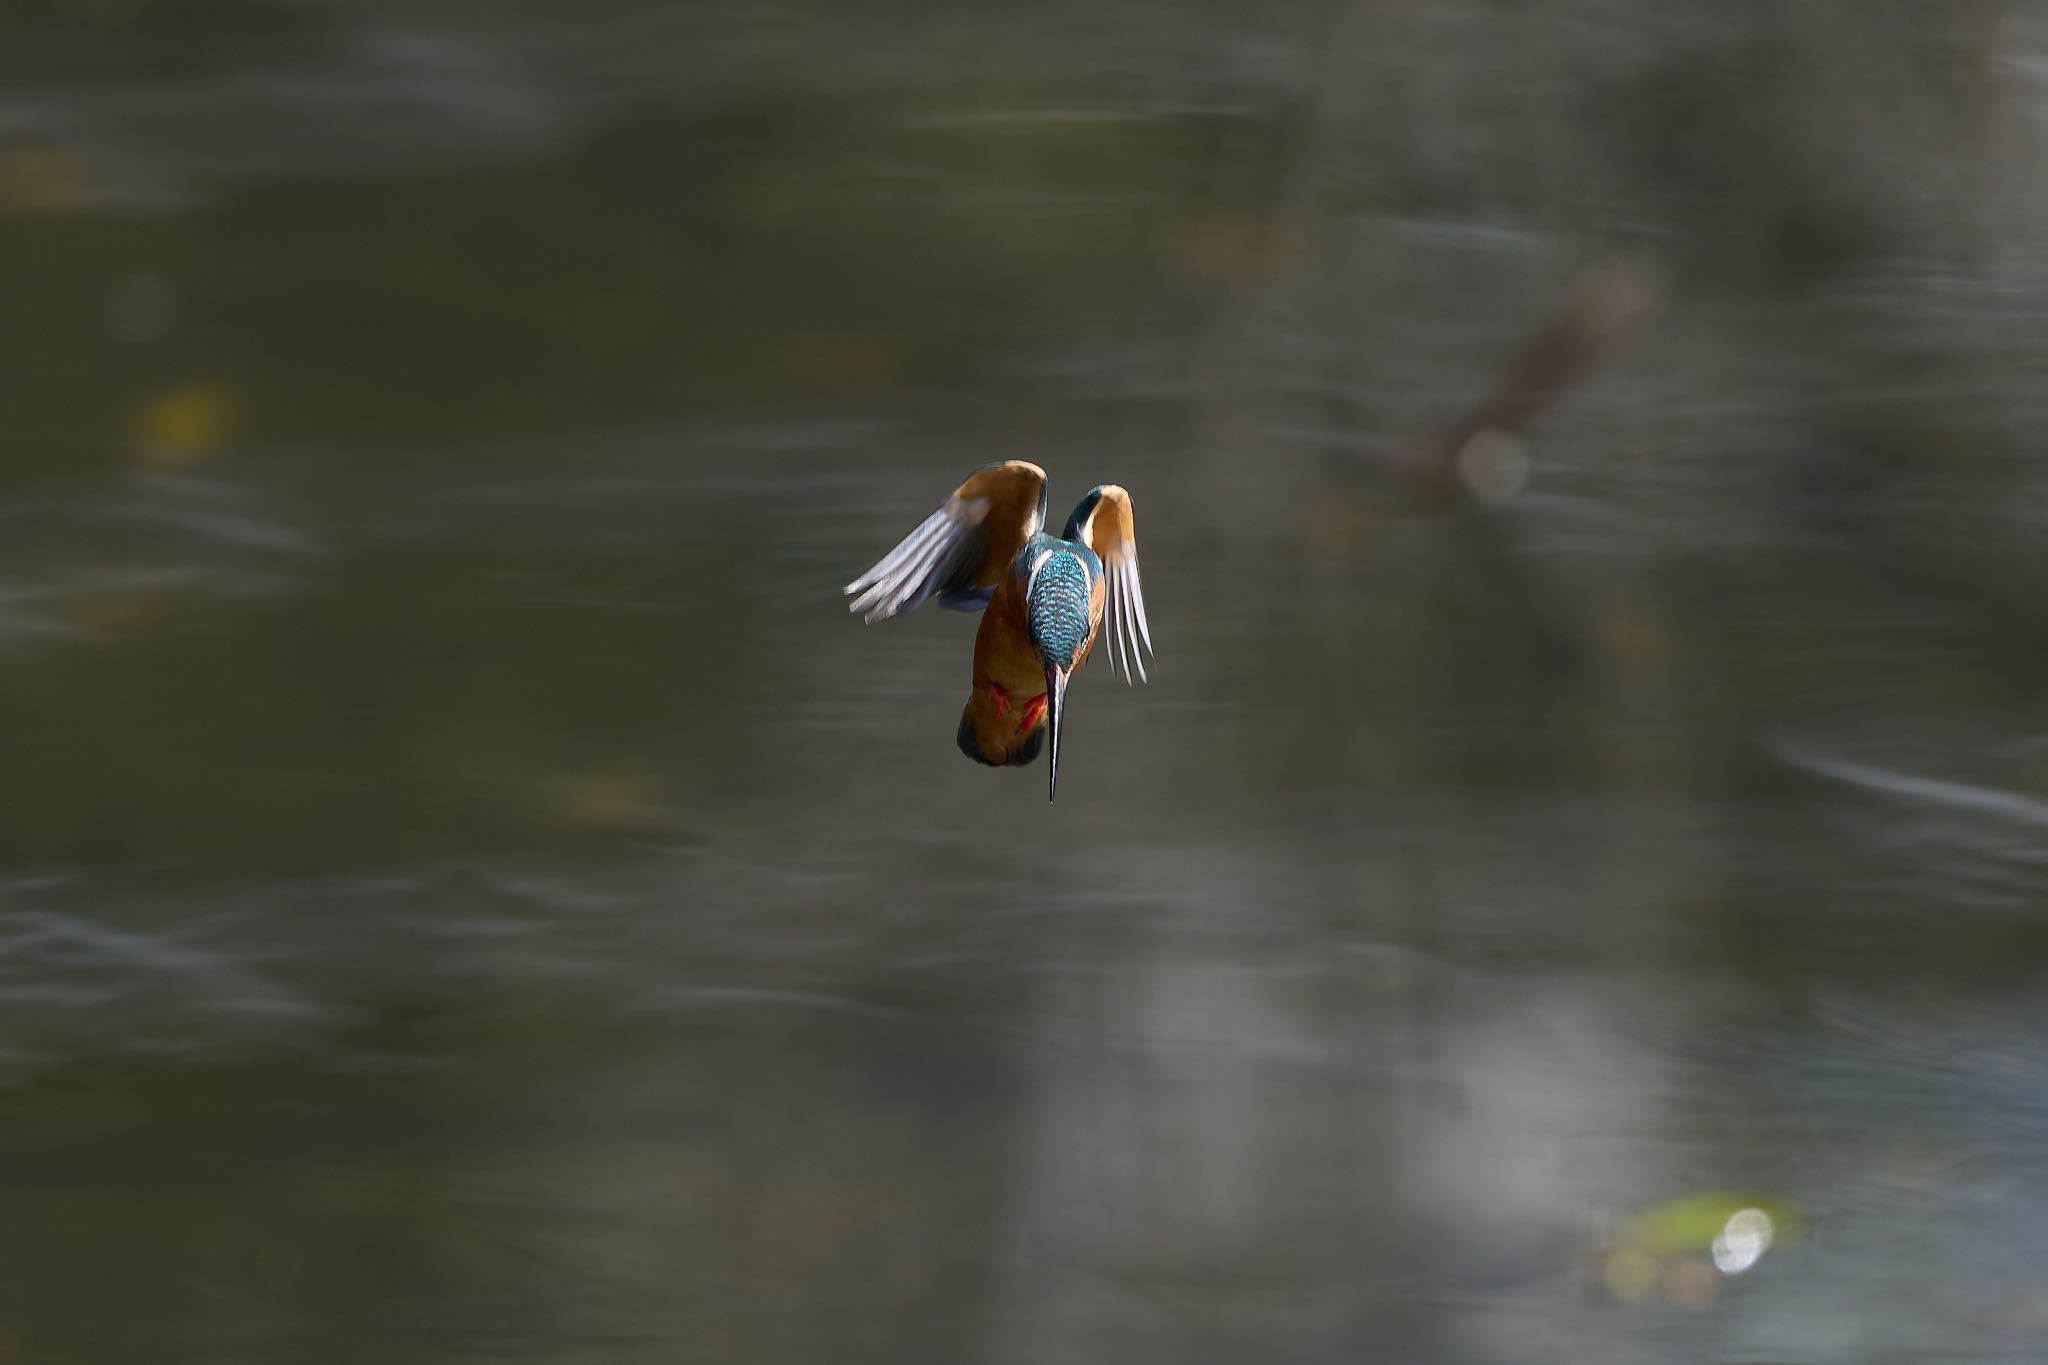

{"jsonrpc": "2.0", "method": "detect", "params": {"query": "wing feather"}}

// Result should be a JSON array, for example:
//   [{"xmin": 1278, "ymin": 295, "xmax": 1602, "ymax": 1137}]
[
  {"xmin": 1106, "ymin": 579, "xmax": 1127, "ymax": 679},
  {"xmin": 844, "ymin": 462, "xmax": 1047, "ymax": 623},
  {"xmin": 1075, "ymin": 484, "xmax": 1153, "ymax": 684}
]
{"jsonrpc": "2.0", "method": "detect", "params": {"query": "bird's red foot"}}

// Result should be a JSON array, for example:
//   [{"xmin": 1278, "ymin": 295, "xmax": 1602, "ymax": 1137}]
[
  {"xmin": 1015, "ymin": 692, "xmax": 1048, "ymax": 734},
  {"xmin": 987, "ymin": 682, "xmax": 1011, "ymax": 718}
]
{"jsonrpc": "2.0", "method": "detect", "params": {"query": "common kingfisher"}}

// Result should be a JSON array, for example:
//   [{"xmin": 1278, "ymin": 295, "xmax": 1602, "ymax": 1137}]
[{"xmin": 845, "ymin": 461, "xmax": 1153, "ymax": 801}]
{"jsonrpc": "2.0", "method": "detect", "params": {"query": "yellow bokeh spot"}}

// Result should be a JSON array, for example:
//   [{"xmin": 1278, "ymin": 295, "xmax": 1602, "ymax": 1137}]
[
  {"xmin": 69, "ymin": 583, "xmax": 174, "ymax": 637},
  {"xmin": 1601, "ymin": 1247, "xmax": 1659, "ymax": 1303},
  {"xmin": 130, "ymin": 381, "xmax": 242, "ymax": 466},
  {"xmin": 1169, "ymin": 213, "xmax": 1262, "ymax": 284},
  {"xmin": 0, "ymin": 144, "xmax": 95, "ymax": 215},
  {"xmin": 1662, "ymin": 1256, "xmax": 1720, "ymax": 1312},
  {"xmin": 722, "ymin": 167, "xmax": 805, "ymax": 229},
  {"xmin": 767, "ymin": 337, "xmax": 901, "ymax": 398},
  {"xmin": 545, "ymin": 767, "xmax": 671, "ymax": 829}
]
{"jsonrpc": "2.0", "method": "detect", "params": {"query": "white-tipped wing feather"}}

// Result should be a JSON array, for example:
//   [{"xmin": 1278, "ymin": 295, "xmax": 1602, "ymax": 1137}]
[
  {"xmin": 844, "ymin": 461, "xmax": 1047, "ymax": 623},
  {"xmin": 1075, "ymin": 484, "xmax": 1153, "ymax": 684}
]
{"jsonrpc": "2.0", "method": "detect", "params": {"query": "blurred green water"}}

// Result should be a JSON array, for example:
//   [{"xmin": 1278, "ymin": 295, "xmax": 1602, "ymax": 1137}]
[{"xmin": 3, "ymin": 3, "xmax": 2048, "ymax": 1362}]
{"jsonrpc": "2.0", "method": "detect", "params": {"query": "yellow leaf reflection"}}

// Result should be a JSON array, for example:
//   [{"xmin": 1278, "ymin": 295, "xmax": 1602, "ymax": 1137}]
[{"xmin": 1620, "ymin": 1191, "xmax": 1802, "ymax": 1259}]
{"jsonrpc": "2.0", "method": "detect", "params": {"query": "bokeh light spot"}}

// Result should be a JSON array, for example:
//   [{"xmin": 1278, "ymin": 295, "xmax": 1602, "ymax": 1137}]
[
  {"xmin": 129, "ymin": 381, "xmax": 242, "ymax": 466},
  {"xmin": 0, "ymin": 142, "xmax": 94, "ymax": 215},
  {"xmin": 1602, "ymin": 1247, "xmax": 1659, "ymax": 1302},
  {"xmin": 1456, "ymin": 427, "xmax": 1532, "ymax": 504},
  {"xmin": 1710, "ymin": 1206, "xmax": 1775, "ymax": 1275},
  {"xmin": 1663, "ymin": 1256, "xmax": 1720, "ymax": 1311},
  {"xmin": 106, "ymin": 272, "xmax": 178, "ymax": 345}
]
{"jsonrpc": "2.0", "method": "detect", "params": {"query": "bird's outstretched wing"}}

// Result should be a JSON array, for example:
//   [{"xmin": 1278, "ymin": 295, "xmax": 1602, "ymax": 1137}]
[
  {"xmin": 844, "ymin": 461, "xmax": 1048, "ymax": 623},
  {"xmin": 1072, "ymin": 484, "xmax": 1153, "ymax": 683}
]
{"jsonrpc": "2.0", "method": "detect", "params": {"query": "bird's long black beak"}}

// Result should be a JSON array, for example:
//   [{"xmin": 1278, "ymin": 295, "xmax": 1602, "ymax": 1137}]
[{"xmin": 1044, "ymin": 664, "xmax": 1070, "ymax": 802}]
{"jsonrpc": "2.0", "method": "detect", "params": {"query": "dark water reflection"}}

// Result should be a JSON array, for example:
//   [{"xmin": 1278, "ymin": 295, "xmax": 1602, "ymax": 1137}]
[{"xmin": 5, "ymin": 2, "xmax": 2048, "ymax": 1361}]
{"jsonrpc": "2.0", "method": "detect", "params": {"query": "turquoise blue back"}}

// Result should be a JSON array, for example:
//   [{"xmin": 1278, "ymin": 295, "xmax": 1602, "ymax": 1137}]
[{"xmin": 1022, "ymin": 536, "xmax": 1101, "ymax": 670}]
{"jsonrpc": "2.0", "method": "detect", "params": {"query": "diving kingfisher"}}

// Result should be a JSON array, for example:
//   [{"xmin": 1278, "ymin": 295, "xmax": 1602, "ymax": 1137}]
[{"xmin": 845, "ymin": 461, "xmax": 1153, "ymax": 801}]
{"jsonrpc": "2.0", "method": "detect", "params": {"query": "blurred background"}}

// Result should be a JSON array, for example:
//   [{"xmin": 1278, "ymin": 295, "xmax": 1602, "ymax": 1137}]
[{"xmin": 4, "ymin": 1, "xmax": 2048, "ymax": 1361}]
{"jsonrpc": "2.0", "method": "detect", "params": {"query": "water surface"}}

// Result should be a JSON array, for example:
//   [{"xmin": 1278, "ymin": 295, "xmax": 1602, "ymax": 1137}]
[{"xmin": 3, "ymin": 3, "xmax": 2048, "ymax": 1361}]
